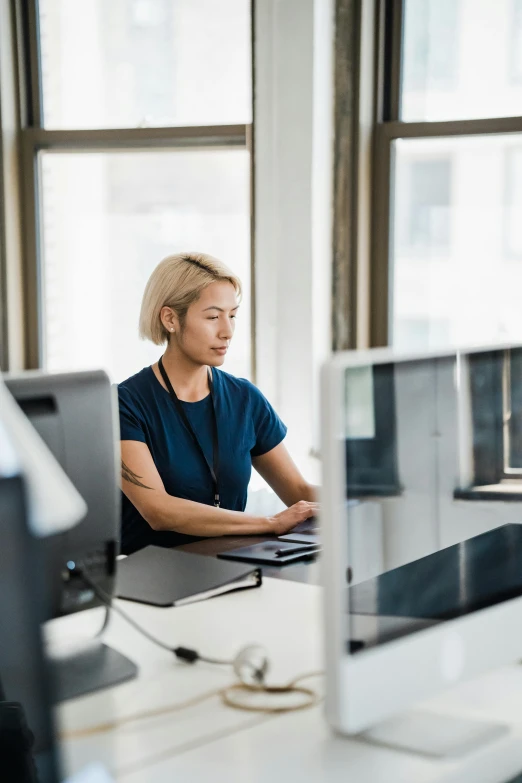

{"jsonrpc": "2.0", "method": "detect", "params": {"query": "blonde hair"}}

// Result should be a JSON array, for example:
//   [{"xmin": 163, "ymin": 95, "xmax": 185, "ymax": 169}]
[{"xmin": 139, "ymin": 252, "xmax": 242, "ymax": 345}]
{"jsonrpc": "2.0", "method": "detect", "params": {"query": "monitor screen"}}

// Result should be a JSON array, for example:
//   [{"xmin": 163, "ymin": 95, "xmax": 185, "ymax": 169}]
[{"xmin": 343, "ymin": 348, "xmax": 522, "ymax": 654}]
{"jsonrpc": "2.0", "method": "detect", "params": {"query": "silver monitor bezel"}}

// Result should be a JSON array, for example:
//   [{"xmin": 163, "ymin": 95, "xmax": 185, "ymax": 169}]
[{"xmin": 321, "ymin": 343, "xmax": 522, "ymax": 734}]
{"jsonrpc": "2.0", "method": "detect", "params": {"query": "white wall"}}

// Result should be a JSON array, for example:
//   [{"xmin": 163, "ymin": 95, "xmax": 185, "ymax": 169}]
[{"xmin": 254, "ymin": 0, "xmax": 334, "ymax": 482}]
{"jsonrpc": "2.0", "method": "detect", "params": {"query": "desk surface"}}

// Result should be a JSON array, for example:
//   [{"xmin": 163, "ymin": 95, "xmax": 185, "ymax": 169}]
[
  {"xmin": 56, "ymin": 576, "xmax": 522, "ymax": 783},
  {"xmin": 56, "ymin": 577, "xmax": 322, "ymax": 781},
  {"xmin": 125, "ymin": 674, "xmax": 522, "ymax": 783}
]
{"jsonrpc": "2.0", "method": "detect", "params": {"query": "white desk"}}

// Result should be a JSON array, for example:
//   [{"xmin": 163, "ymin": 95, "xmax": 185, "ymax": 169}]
[
  {"xmin": 55, "ymin": 577, "xmax": 322, "ymax": 780},
  {"xmin": 55, "ymin": 578, "xmax": 522, "ymax": 783}
]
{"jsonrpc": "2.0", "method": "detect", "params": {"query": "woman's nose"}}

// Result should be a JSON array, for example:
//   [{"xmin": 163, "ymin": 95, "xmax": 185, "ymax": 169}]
[{"xmin": 219, "ymin": 321, "xmax": 233, "ymax": 340}]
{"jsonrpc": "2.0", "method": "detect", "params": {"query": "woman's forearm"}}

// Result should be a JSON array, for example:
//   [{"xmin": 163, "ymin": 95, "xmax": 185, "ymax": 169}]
[
  {"xmin": 282, "ymin": 482, "xmax": 318, "ymax": 506},
  {"xmin": 144, "ymin": 493, "xmax": 274, "ymax": 537},
  {"xmin": 300, "ymin": 483, "xmax": 319, "ymax": 504}
]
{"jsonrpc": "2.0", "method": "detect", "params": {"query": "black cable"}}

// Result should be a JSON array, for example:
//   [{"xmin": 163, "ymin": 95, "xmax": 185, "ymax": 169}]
[
  {"xmin": 76, "ymin": 566, "xmax": 234, "ymax": 667},
  {"xmin": 95, "ymin": 605, "xmax": 111, "ymax": 638}
]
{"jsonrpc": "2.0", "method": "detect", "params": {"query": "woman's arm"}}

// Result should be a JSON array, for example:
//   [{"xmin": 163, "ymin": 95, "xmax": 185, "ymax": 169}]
[
  {"xmin": 121, "ymin": 440, "xmax": 317, "ymax": 537},
  {"xmin": 252, "ymin": 441, "xmax": 318, "ymax": 506}
]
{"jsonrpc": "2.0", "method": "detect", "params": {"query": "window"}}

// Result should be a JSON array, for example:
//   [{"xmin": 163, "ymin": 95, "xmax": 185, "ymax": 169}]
[
  {"xmin": 21, "ymin": 1, "xmax": 253, "ymax": 381},
  {"xmin": 504, "ymin": 147, "xmax": 522, "ymax": 256},
  {"xmin": 402, "ymin": 0, "xmax": 459, "ymax": 97},
  {"xmin": 40, "ymin": 149, "xmax": 251, "ymax": 382},
  {"xmin": 390, "ymin": 134, "xmax": 522, "ymax": 348},
  {"xmin": 509, "ymin": 0, "xmax": 522, "ymax": 84},
  {"xmin": 401, "ymin": 0, "xmax": 522, "ymax": 121},
  {"xmin": 38, "ymin": 0, "xmax": 251, "ymax": 129},
  {"xmin": 396, "ymin": 157, "xmax": 451, "ymax": 252},
  {"xmin": 393, "ymin": 319, "xmax": 451, "ymax": 352},
  {"xmin": 372, "ymin": 0, "xmax": 522, "ymax": 351}
]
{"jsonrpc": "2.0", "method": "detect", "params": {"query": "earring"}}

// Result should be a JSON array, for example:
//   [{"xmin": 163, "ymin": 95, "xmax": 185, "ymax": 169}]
[{"xmin": 170, "ymin": 328, "xmax": 174, "ymax": 333}]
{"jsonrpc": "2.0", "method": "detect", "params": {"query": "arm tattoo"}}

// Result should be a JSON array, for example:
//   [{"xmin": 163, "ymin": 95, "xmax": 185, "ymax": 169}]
[{"xmin": 121, "ymin": 460, "xmax": 152, "ymax": 490}]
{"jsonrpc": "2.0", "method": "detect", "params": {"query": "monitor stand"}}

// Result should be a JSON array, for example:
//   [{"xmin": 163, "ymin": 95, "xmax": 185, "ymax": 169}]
[
  {"xmin": 48, "ymin": 638, "xmax": 138, "ymax": 703},
  {"xmin": 360, "ymin": 710, "xmax": 509, "ymax": 758}
]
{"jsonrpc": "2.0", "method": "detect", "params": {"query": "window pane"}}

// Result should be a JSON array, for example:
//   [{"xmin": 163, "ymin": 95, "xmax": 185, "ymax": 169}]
[
  {"xmin": 401, "ymin": 0, "xmax": 522, "ymax": 121},
  {"xmin": 506, "ymin": 147, "xmax": 522, "ymax": 255},
  {"xmin": 391, "ymin": 135, "xmax": 522, "ymax": 350},
  {"xmin": 39, "ymin": 149, "xmax": 251, "ymax": 382},
  {"xmin": 38, "ymin": 0, "xmax": 251, "ymax": 129}
]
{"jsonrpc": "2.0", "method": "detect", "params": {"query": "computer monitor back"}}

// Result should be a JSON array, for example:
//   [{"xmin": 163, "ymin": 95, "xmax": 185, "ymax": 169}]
[{"xmin": 4, "ymin": 370, "xmax": 120, "ymax": 619}]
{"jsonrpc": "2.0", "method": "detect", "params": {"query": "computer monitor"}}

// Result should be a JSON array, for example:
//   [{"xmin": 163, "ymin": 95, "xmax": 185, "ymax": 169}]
[
  {"xmin": 4, "ymin": 370, "xmax": 137, "ymax": 701},
  {"xmin": 321, "ymin": 345, "xmax": 522, "ymax": 755},
  {"xmin": 0, "ymin": 474, "xmax": 61, "ymax": 782}
]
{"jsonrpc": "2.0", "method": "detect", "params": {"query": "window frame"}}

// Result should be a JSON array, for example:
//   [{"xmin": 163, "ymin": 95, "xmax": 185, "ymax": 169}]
[
  {"xmin": 15, "ymin": 0, "xmax": 255, "ymax": 375},
  {"xmin": 370, "ymin": 0, "xmax": 522, "ymax": 347}
]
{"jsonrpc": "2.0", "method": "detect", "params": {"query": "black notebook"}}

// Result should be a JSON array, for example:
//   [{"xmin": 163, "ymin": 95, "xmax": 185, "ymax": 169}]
[{"xmin": 115, "ymin": 546, "xmax": 262, "ymax": 607}]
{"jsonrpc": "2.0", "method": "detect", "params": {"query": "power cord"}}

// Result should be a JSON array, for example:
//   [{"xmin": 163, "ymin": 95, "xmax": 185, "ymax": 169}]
[
  {"xmin": 94, "ymin": 605, "xmax": 111, "ymax": 638},
  {"xmin": 62, "ymin": 564, "xmax": 324, "ymax": 736},
  {"xmin": 61, "ymin": 670, "xmax": 324, "ymax": 740},
  {"xmin": 78, "ymin": 566, "xmax": 237, "ymax": 668}
]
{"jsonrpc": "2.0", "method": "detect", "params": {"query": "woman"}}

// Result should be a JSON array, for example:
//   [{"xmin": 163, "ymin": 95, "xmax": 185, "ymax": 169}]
[{"xmin": 118, "ymin": 252, "xmax": 317, "ymax": 555}]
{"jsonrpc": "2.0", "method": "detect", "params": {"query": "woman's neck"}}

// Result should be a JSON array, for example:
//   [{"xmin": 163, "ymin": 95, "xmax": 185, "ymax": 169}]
[{"xmin": 156, "ymin": 345, "xmax": 210, "ymax": 402}]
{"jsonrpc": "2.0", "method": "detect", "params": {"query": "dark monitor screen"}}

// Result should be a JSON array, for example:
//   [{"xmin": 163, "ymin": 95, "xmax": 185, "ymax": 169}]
[{"xmin": 0, "ymin": 475, "xmax": 60, "ymax": 782}]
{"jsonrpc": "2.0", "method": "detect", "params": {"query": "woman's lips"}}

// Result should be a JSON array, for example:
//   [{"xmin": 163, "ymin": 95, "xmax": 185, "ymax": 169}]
[{"xmin": 212, "ymin": 347, "xmax": 228, "ymax": 354}]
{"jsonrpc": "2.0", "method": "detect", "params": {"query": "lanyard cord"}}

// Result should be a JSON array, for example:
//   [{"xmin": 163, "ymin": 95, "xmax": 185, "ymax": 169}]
[{"xmin": 158, "ymin": 356, "xmax": 220, "ymax": 507}]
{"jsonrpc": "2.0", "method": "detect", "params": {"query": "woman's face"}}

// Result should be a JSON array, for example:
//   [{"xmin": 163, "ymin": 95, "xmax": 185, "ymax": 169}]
[{"xmin": 170, "ymin": 281, "xmax": 239, "ymax": 366}]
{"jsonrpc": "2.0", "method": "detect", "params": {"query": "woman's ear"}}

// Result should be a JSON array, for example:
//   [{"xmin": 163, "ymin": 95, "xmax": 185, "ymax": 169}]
[{"xmin": 160, "ymin": 306, "xmax": 179, "ymax": 335}]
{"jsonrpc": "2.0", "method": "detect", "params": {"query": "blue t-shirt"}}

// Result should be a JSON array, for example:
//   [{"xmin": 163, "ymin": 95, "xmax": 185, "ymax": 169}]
[{"xmin": 118, "ymin": 366, "xmax": 287, "ymax": 554}]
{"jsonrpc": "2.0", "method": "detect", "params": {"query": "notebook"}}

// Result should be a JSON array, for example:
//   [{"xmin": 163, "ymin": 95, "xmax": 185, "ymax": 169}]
[{"xmin": 115, "ymin": 546, "xmax": 262, "ymax": 607}]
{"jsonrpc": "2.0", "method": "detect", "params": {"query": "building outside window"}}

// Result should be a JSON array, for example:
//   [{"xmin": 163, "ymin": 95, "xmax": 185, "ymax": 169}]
[
  {"xmin": 504, "ymin": 147, "xmax": 522, "ymax": 258},
  {"xmin": 509, "ymin": 0, "xmax": 522, "ymax": 84},
  {"xmin": 401, "ymin": 0, "xmax": 459, "ymax": 109},
  {"xmin": 396, "ymin": 157, "xmax": 452, "ymax": 253}
]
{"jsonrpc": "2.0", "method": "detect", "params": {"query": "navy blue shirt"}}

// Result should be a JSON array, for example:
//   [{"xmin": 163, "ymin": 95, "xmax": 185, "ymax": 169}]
[{"xmin": 118, "ymin": 366, "xmax": 287, "ymax": 554}]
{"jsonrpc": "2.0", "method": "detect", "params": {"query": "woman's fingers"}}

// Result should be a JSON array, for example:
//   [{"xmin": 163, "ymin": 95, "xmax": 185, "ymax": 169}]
[
  {"xmin": 271, "ymin": 500, "xmax": 321, "ymax": 534},
  {"xmin": 295, "ymin": 501, "xmax": 319, "ymax": 516}
]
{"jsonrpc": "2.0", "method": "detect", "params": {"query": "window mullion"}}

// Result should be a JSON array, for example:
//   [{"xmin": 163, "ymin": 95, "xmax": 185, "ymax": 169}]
[
  {"xmin": 22, "ymin": 125, "xmax": 249, "ymax": 151},
  {"xmin": 382, "ymin": 115, "xmax": 522, "ymax": 141},
  {"xmin": 370, "ymin": 124, "xmax": 393, "ymax": 346},
  {"xmin": 14, "ymin": 0, "xmax": 42, "ymax": 129},
  {"xmin": 20, "ymin": 132, "xmax": 41, "ymax": 368}
]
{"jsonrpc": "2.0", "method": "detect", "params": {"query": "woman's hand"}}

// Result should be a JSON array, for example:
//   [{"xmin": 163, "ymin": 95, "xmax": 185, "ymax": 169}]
[{"xmin": 267, "ymin": 501, "xmax": 319, "ymax": 536}]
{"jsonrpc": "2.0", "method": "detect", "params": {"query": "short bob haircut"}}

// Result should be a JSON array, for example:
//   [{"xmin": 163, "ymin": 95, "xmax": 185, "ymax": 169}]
[{"xmin": 139, "ymin": 252, "xmax": 242, "ymax": 345}]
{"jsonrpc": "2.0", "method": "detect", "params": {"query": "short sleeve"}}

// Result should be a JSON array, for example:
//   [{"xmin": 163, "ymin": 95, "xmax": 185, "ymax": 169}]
[
  {"xmin": 118, "ymin": 386, "xmax": 146, "ymax": 443},
  {"xmin": 248, "ymin": 383, "xmax": 287, "ymax": 457}
]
